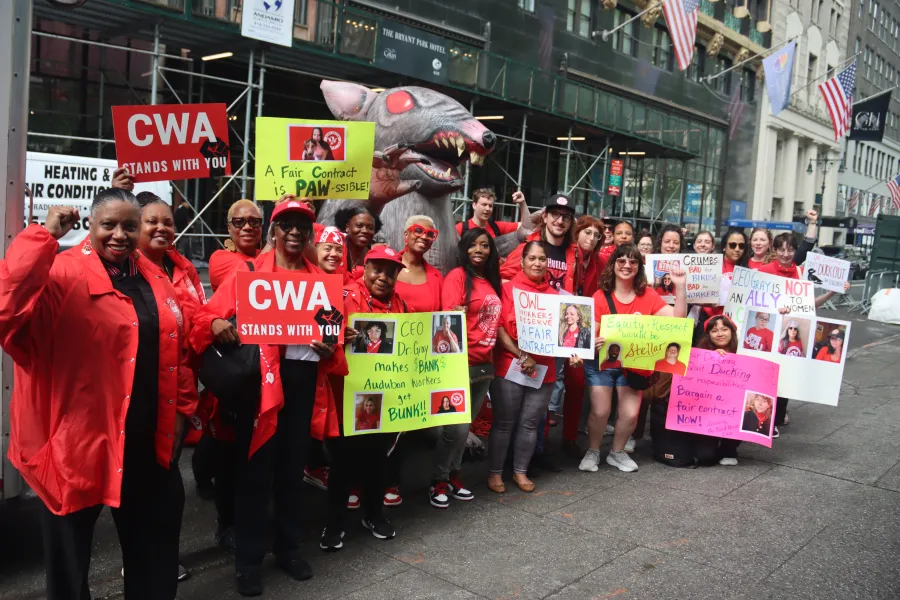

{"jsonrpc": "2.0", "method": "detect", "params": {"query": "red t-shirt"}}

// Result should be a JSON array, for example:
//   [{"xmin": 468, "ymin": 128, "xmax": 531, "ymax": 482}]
[
  {"xmin": 653, "ymin": 359, "xmax": 687, "ymax": 376},
  {"xmin": 394, "ymin": 254, "xmax": 444, "ymax": 313},
  {"xmin": 743, "ymin": 326, "xmax": 774, "ymax": 352},
  {"xmin": 455, "ymin": 219, "xmax": 519, "ymax": 238},
  {"xmin": 441, "ymin": 267, "xmax": 501, "ymax": 366},
  {"xmin": 495, "ymin": 272, "xmax": 557, "ymax": 384},
  {"xmin": 599, "ymin": 359, "xmax": 622, "ymax": 370},
  {"xmin": 815, "ymin": 346, "xmax": 841, "ymax": 362},
  {"xmin": 561, "ymin": 327, "xmax": 579, "ymax": 348},
  {"xmin": 758, "ymin": 261, "xmax": 801, "ymax": 279},
  {"xmin": 748, "ymin": 258, "xmax": 768, "ymax": 271},
  {"xmin": 208, "ymin": 248, "xmax": 259, "ymax": 293},
  {"xmin": 355, "ymin": 411, "xmax": 380, "ymax": 431},
  {"xmin": 592, "ymin": 287, "xmax": 668, "ymax": 321},
  {"xmin": 780, "ymin": 339, "xmax": 804, "ymax": 356},
  {"xmin": 432, "ymin": 329, "xmax": 460, "ymax": 353}
]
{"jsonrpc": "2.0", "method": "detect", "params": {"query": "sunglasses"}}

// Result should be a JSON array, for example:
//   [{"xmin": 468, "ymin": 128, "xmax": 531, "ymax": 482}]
[
  {"xmin": 829, "ymin": 333, "xmax": 842, "ymax": 339},
  {"xmin": 230, "ymin": 217, "xmax": 263, "ymax": 229},
  {"xmin": 407, "ymin": 223, "xmax": 439, "ymax": 241},
  {"xmin": 727, "ymin": 242, "xmax": 746, "ymax": 249},
  {"xmin": 615, "ymin": 257, "xmax": 640, "ymax": 267},
  {"xmin": 274, "ymin": 220, "xmax": 311, "ymax": 234},
  {"xmin": 788, "ymin": 326, "xmax": 798, "ymax": 330}
]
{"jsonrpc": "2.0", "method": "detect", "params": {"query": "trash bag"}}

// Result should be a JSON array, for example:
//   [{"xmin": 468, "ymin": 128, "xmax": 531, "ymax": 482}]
[{"xmin": 869, "ymin": 289, "xmax": 900, "ymax": 324}]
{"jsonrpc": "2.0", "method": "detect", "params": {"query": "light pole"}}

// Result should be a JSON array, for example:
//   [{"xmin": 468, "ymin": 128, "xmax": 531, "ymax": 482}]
[{"xmin": 807, "ymin": 156, "xmax": 845, "ymax": 211}]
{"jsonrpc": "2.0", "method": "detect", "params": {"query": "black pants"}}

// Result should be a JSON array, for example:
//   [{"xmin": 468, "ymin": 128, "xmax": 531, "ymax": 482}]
[
  {"xmin": 325, "ymin": 431, "xmax": 392, "ymax": 529},
  {"xmin": 192, "ymin": 432, "xmax": 219, "ymax": 486},
  {"xmin": 719, "ymin": 439, "xmax": 741, "ymax": 459},
  {"xmin": 307, "ymin": 439, "xmax": 327, "ymax": 470},
  {"xmin": 384, "ymin": 432, "xmax": 405, "ymax": 487},
  {"xmin": 40, "ymin": 446, "xmax": 184, "ymax": 600},
  {"xmin": 775, "ymin": 397, "xmax": 788, "ymax": 426},
  {"xmin": 232, "ymin": 359, "xmax": 317, "ymax": 570}
]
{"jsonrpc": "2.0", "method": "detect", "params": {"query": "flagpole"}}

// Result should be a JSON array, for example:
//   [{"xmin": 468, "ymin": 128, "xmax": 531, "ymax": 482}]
[
  {"xmin": 788, "ymin": 51, "xmax": 860, "ymax": 99},
  {"xmin": 703, "ymin": 36, "xmax": 800, "ymax": 83},
  {"xmin": 852, "ymin": 83, "xmax": 899, "ymax": 106},
  {"xmin": 592, "ymin": 3, "xmax": 659, "ymax": 41}
]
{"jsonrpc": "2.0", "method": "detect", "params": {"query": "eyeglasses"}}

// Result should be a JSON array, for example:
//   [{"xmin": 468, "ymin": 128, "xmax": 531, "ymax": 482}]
[
  {"xmin": 230, "ymin": 217, "xmax": 263, "ymax": 229},
  {"xmin": 274, "ymin": 220, "xmax": 311, "ymax": 234},
  {"xmin": 407, "ymin": 224, "xmax": 438, "ymax": 241},
  {"xmin": 548, "ymin": 211, "xmax": 573, "ymax": 223},
  {"xmin": 776, "ymin": 247, "xmax": 796, "ymax": 254},
  {"xmin": 615, "ymin": 257, "xmax": 640, "ymax": 267},
  {"xmin": 727, "ymin": 242, "xmax": 746, "ymax": 250}
]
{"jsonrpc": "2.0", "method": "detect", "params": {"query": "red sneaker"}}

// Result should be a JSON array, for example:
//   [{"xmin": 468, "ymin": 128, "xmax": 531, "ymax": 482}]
[
  {"xmin": 383, "ymin": 487, "xmax": 403, "ymax": 506},
  {"xmin": 303, "ymin": 466, "xmax": 328, "ymax": 491},
  {"xmin": 448, "ymin": 474, "xmax": 474, "ymax": 501},
  {"xmin": 347, "ymin": 489, "xmax": 361, "ymax": 510}
]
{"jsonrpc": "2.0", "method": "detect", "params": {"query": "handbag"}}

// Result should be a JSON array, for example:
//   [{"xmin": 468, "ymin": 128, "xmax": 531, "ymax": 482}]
[
  {"xmin": 468, "ymin": 362, "xmax": 495, "ymax": 383},
  {"xmin": 198, "ymin": 262, "xmax": 262, "ymax": 410},
  {"xmin": 603, "ymin": 291, "xmax": 659, "ymax": 391}
]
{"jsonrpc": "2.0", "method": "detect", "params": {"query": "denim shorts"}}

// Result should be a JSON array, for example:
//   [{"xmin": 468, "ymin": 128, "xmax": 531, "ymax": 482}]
[{"xmin": 583, "ymin": 360, "xmax": 628, "ymax": 388}]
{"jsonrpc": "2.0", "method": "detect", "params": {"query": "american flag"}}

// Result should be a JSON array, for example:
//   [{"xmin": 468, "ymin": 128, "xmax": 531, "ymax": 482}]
[
  {"xmin": 727, "ymin": 84, "xmax": 745, "ymax": 140},
  {"xmin": 848, "ymin": 189, "xmax": 859, "ymax": 213},
  {"xmin": 888, "ymin": 174, "xmax": 900, "ymax": 210},
  {"xmin": 663, "ymin": 0, "xmax": 700, "ymax": 72},
  {"xmin": 868, "ymin": 196, "xmax": 880, "ymax": 217},
  {"xmin": 819, "ymin": 61, "xmax": 856, "ymax": 140}
]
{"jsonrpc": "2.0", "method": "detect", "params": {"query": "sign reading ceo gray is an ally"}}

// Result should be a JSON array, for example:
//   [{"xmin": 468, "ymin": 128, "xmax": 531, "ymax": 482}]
[{"xmin": 375, "ymin": 20, "xmax": 449, "ymax": 84}]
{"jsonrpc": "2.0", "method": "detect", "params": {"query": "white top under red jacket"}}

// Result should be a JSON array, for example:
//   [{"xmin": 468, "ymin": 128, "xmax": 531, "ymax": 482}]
[{"xmin": 0, "ymin": 225, "xmax": 198, "ymax": 515}]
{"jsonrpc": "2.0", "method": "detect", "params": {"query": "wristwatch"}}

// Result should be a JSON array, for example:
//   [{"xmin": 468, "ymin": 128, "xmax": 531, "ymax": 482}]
[{"xmin": 804, "ymin": 218, "xmax": 817, "ymax": 225}]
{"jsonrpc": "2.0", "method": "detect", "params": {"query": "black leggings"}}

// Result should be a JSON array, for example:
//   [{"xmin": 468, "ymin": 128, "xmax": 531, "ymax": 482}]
[{"xmin": 325, "ymin": 430, "xmax": 393, "ymax": 528}]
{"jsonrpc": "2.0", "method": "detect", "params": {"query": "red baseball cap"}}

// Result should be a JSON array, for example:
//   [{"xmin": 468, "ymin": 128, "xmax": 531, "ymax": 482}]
[
  {"xmin": 364, "ymin": 246, "xmax": 405, "ymax": 268},
  {"xmin": 271, "ymin": 199, "xmax": 315, "ymax": 222}
]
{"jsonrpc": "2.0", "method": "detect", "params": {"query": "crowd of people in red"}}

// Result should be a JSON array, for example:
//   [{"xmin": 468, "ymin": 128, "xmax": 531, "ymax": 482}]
[{"xmin": 0, "ymin": 177, "xmax": 849, "ymax": 598}]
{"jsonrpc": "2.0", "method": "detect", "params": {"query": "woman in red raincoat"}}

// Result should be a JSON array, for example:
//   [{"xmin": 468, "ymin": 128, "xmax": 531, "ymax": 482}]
[{"xmin": 0, "ymin": 190, "xmax": 197, "ymax": 600}]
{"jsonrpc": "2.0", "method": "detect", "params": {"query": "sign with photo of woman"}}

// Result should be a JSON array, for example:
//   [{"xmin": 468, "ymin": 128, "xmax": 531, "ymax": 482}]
[{"xmin": 513, "ymin": 290, "xmax": 595, "ymax": 360}]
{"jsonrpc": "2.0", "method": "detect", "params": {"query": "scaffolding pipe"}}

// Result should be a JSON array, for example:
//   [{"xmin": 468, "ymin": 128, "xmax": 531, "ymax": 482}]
[
  {"xmin": 515, "ymin": 113, "xmax": 528, "ymax": 221},
  {"xmin": 241, "ymin": 48, "xmax": 255, "ymax": 198},
  {"xmin": 563, "ymin": 126, "xmax": 572, "ymax": 192},
  {"xmin": 256, "ymin": 50, "xmax": 266, "ymax": 119},
  {"xmin": 175, "ymin": 162, "xmax": 248, "ymax": 244},
  {"xmin": 30, "ymin": 30, "xmax": 191, "ymax": 62},
  {"xmin": 97, "ymin": 49, "xmax": 104, "ymax": 158},
  {"xmin": 462, "ymin": 99, "xmax": 474, "ymax": 202},
  {"xmin": 565, "ymin": 142, "xmax": 608, "ymax": 197},
  {"xmin": 151, "ymin": 23, "xmax": 159, "ymax": 105},
  {"xmin": 599, "ymin": 141, "xmax": 609, "ymax": 216}
]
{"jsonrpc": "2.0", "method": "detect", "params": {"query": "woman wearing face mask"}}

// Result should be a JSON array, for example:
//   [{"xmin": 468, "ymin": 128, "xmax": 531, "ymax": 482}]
[
  {"xmin": 322, "ymin": 246, "xmax": 407, "ymax": 551},
  {"xmin": 693, "ymin": 231, "xmax": 715, "ymax": 254},
  {"xmin": 190, "ymin": 200, "xmax": 341, "ymax": 596},
  {"xmin": 815, "ymin": 329, "xmax": 845, "ymax": 362},
  {"xmin": 209, "ymin": 199, "xmax": 264, "ymax": 292},
  {"xmin": 489, "ymin": 242, "xmax": 583, "ymax": 493},
  {"xmin": 579, "ymin": 244, "xmax": 687, "ymax": 474},
  {"xmin": 696, "ymin": 315, "xmax": 743, "ymax": 465},
  {"xmin": 335, "ymin": 205, "xmax": 382, "ymax": 280},
  {"xmin": 395, "ymin": 215, "xmax": 444, "ymax": 312},
  {"xmin": 0, "ymin": 191, "xmax": 197, "ymax": 600},
  {"xmin": 429, "ymin": 228, "xmax": 503, "ymax": 509}
]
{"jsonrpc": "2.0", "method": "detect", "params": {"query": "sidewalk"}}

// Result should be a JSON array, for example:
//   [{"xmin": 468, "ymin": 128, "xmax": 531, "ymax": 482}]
[{"xmin": 2, "ymin": 325, "xmax": 899, "ymax": 599}]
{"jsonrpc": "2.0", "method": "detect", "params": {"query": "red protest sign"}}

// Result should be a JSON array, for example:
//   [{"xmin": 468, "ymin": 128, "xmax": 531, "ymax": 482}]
[
  {"xmin": 286, "ymin": 125, "xmax": 348, "ymax": 162},
  {"xmin": 235, "ymin": 271, "xmax": 345, "ymax": 345},
  {"xmin": 111, "ymin": 103, "xmax": 231, "ymax": 182}
]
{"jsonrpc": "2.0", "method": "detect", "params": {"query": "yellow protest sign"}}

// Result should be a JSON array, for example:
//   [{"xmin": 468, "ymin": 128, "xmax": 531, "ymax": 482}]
[
  {"xmin": 343, "ymin": 312, "xmax": 471, "ymax": 435},
  {"xmin": 599, "ymin": 315, "xmax": 694, "ymax": 375},
  {"xmin": 254, "ymin": 118, "xmax": 375, "ymax": 201}
]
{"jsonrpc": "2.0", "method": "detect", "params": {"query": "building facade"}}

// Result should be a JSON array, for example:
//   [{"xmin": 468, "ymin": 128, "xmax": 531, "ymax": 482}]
[{"xmin": 838, "ymin": 0, "xmax": 900, "ymax": 247}]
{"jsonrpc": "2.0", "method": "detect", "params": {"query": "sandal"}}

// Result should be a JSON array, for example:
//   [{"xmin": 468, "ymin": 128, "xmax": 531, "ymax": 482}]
[
  {"xmin": 487, "ymin": 478, "xmax": 506, "ymax": 494},
  {"xmin": 512, "ymin": 476, "xmax": 535, "ymax": 493}
]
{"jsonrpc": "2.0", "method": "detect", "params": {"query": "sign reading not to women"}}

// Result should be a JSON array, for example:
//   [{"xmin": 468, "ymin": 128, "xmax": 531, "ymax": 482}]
[
  {"xmin": 235, "ymin": 272, "xmax": 345, "ymax": 345},
  {"xmin": 111, "ymin": 103, "xmax": 232, "ymax": 182}
]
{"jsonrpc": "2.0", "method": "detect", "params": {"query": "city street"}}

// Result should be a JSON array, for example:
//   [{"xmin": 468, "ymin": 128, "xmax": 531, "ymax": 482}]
[{"xmin": 1, "ymin": 303, "xmax": 898, "ymax": 600}]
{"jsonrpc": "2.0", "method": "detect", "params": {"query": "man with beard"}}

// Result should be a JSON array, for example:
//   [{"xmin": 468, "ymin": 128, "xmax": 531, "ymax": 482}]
[{"xmin": 500, "ymin": 194, "xmax": 577, "ymax": 293}]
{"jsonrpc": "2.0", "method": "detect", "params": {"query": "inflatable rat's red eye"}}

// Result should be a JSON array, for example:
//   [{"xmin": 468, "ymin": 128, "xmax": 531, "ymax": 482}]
[{"xmin": 385, "ymin": 91, "xmax": 416, "ymax": 114}]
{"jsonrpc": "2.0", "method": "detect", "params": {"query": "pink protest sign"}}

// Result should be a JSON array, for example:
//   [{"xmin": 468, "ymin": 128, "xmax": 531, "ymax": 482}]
[{"xmin": 665, "ymin": 349, "xmax": 780, "ymax": 447}]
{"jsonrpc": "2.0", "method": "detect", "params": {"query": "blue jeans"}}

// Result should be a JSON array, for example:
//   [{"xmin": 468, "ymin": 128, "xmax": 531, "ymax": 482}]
[{"xmin": 548, "ymin": 358, "xmax": 566, "ymax": 413}]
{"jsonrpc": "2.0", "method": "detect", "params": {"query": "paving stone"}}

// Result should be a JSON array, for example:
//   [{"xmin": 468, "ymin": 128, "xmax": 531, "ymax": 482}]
[{"xmin": 342, "ymin": 568, "xmax": 482, "ymax": 600}]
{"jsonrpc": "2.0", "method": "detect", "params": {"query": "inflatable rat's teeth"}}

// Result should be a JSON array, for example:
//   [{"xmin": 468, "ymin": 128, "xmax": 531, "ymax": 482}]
[{"xmin": 456, "ymin": 136, "xmax": 465, "ymax": 156}]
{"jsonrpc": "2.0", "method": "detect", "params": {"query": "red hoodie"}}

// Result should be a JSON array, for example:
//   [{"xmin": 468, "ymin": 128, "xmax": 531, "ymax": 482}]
[
  {"xmin": 495, "ymin": 271, "xmax": 558, "ymax": 385},
  {"xmin": 500, "ymin": 231, "xmax": 580, "ymax": 294}
]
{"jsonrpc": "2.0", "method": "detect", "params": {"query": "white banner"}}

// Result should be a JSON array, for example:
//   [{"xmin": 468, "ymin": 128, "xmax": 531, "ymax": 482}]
[
  {"xmin": 724, "ymin": 266, "xmax": 846, "ymax": 405},
  {"xmin": 241, "ymin": 0, "xmax": 296, "ymax": 48},
  {"xmin": 644, "ymin": 253, "xmax": 723, "ymax": 305},
  {"xmin": 804, "ymin": 253, "xmax": 851, "ymax": 294},
  {"xmin": 513, "ymin": 289, "xmax": 595, "ymax": 360},
  {"xmin": 25, "ymin": 152, "xmax": 171, "ymax": 248}
]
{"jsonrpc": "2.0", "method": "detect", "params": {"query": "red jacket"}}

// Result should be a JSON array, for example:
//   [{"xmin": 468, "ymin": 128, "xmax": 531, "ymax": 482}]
[
  {"xmin": 500, "ymin": 231, "xmax": 580, "ymax": 294},
  {"xmin": 0, "ymin": 225, "xmax": 198, "ymax": 515},
  {"xmin": 189, "ymin": 251, "xmax": 343, "ymax": 455},
  {"xmin": 209, "ymin": 248, "xmax": 259, "ymax": 293}
]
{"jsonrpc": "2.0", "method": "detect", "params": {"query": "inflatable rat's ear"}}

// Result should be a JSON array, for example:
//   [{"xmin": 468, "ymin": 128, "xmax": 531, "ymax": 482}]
[{"xmin": 320, "ymin": 80, "xmax": 379, "ymax": 121}]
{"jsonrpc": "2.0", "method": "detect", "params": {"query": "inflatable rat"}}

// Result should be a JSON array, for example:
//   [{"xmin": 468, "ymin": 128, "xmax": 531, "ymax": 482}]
[{"xmin": 318, "ymin": 81, "xmax": 517, "ymax": 274}]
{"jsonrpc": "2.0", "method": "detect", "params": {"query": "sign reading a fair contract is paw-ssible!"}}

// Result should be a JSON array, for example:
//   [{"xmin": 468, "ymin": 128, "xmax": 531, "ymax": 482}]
[{"xmin": 111, "ymin": 103, "xmax": 231, "ymax": 182}]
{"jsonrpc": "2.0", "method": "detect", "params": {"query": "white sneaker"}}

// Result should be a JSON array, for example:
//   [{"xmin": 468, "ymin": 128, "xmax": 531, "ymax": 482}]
[
  {"xmin": 579, "ymin": 449, "xmax": 601, "ymax": 472},
  {"xmin": 605, "ymin": 424, "xmax": 615, "ymax": 435},
  {"xmin": 719, "ymin": 457, "xmax": 738, "ymax": 466},
  {"xmin": 624, "ymin": 437, "xmax": 636, "ymax": 453},
  {"xmin": 606, "ymin": 450, "xmax": 639, "ymax": 472}
]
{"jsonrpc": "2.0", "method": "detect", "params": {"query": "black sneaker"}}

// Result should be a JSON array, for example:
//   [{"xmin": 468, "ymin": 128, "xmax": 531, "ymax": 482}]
[
  {"xmin": 235, "ymin": 568, "xmax": 263, "ymax": 597},
  {"xmin": 429, "ymin": 481, "xmax": 451, "ymax": 509},
  {"xmin": 196, "ymin": 480, "xmax": 216, "ymax": 501},
  {"xmin": 319, "ymin": 527, "xmax": 345, "ymax": 552},
  {"xmin": 361, "ymin": 516, "xmax": 396, "ymax": 540},
  {"xmin": 275, "ymin": 553, "xmax": 313, "ymax": 582},
  {"xmin": 215, "ymin": 526, "xmax": 236, "ymax": 554},
  {"xmin": 773, "ymin": 427, "xmax": 780, "ymax": 439}
]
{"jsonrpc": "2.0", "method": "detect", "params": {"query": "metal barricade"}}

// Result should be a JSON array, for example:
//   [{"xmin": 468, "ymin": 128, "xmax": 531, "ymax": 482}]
[{"xmin": 853, "ymin": 270, "xmax": 900, "ymax": 314}]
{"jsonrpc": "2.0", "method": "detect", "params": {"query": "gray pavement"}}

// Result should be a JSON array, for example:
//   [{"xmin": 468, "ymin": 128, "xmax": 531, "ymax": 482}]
[{"xmin": 1, "ymin": 306, "xmax": 899, "ymax": 600}]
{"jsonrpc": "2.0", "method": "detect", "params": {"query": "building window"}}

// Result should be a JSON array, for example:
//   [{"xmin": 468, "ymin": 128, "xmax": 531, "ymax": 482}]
[
  {"xmin": 855, "ymin": 37, "xmax": 860, "ymax": 55},
  {"xmin": 741, "ymin": 69, "xmax": 756, "ymax": 103},
  {"xmin": 652, "ymin": 28, "xmax": 672, "ymax": 71},
  {"xmin": 859, "ymin": 0, "xmax": 865, "ymax": 18},
  {"xmin": 806, "ymin": 54, "xmax": 818, "ymax": 105},
  {"xmin": 712, "ymin": 55, "xmax": 733, "ymax": 93},
  {"xmin": 870, "ymin": 1, "xmax": 878, "ymax": 31},
  {"xmin": 611, "ymin": 9, "xmax": 637, "ymax": 56},
  {"xmin": 294, "ymin": 0, "xmax": 307, "ymax": 25},
  {"xmin": 567, "ymin": 0, "xmax": 591, "ymax": 37},
  {"xmin": 517, "ymin": 0, "xmax": 535, "ymax": 11},
  {"xmin": 688, "ymin": 44, "xmax": 705, "ymax": 82}
]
